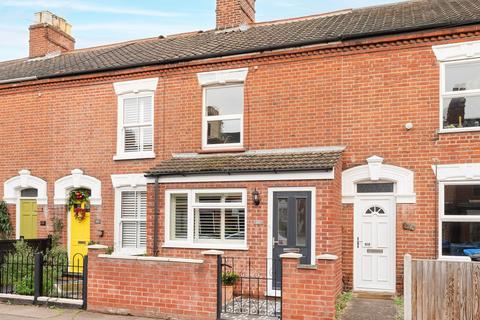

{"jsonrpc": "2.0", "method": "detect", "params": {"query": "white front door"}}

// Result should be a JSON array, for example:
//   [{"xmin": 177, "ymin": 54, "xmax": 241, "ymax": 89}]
[{"xmin": 354, "ymin": 196, "xmax": 396, "ymax": 292}]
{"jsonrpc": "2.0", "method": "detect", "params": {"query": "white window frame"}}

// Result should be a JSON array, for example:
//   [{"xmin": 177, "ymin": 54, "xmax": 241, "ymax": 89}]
[
  {"xmin": 114, "ymin": 185, "xmax": 147, "ymax": 256},
  {"xmin": 438, "ymin": 57, "xmax": 480, "ymax": 134},
  {"xmin": 164, "ymin": 189, "xmax": 248, "ymax": 250},
  {"xmin": 438, "ymin": 181, "xmax": 480, "ymax": 261},
  {"xmin": 202, "ymin": 84, "xmax": 244, "ymax": 150},
  {"xmin": 113, "ymin": 77, "xmax": 158, "ymax": 160}
]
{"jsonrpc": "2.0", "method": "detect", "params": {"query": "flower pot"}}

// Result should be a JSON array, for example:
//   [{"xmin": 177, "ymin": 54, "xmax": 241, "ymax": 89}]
[{"xmin": 222, "ymin": 285, "xmax": 234, "ymax": 303}]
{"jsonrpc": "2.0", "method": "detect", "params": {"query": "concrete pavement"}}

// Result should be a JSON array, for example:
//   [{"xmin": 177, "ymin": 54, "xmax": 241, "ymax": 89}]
[{"xmin": 0, "ymin": 303, "xmax": 152, "ymax": 320}]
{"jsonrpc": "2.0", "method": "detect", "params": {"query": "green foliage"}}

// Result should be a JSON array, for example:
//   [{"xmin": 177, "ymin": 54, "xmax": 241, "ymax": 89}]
[
  {"xmin": 222, "ymin": 271, "xmax": 239, "ymax": 286},
  {"xmin": 0, "ymin": 201, "xmax": 12, "ymax": 239},
  {"xmin": 335, "ymin": 291, "xmax": 353, "ymax": 319},
  {"xmin": 1, "ymin": 240, "xmax": 69, "ymax": 296},
  {"xmin": 13, "ymin": 275, "xmax": 34, "ymax": 295},
  {"xmin": 394, "ymin": 296, "xmax": 404, "ymax": 320}
]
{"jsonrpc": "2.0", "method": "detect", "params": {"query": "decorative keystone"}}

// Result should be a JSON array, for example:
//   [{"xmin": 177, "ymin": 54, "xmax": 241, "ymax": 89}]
[
  {"xmin": 279, "ymin": 253, "xmax": 302, "ymax": 259},
  {"xmin": 87, "ymin": 244, "xmax": 108, "ymax": 250},
  {"xmin": 317, "ymin": 254, "xmax": 339, "ymax": 261},
  {"xmin": 201, "ymin": 250, "xmax": 224, "ymax": 256}
]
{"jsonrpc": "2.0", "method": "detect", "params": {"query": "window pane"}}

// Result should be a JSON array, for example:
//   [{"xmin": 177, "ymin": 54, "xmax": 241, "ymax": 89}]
[
  {"xmin": 357, "ymin": 183, "xmax": 394, "ymax": 193},
  {"xmin": 277, "ymin": 198, "xmax": 288, "ymax": 243},
  {"xmin": 197, "ymin": 194, "xmax": 222, "ymax": 203},
  {"xmin": 296, "ymin": 198, "xmax": 306, "ymax": 246},
  {"xmin": 124, "ymin": 98, "xmax": 139, "ymax": 125},
  {"xmin": 138, "ymin": 191, "xmax": 147, "ymax": 218},
  {"xmin": 139, "ymin": 96, "xmax": 152, "ymax": 123},
  {"xmin": 121, "ymin": 191, "xmax": 137, "ymax": 219},
  {"xmin": 444, "ymin": 185, "xmax": 480, "ymax": 216},
  {"xmin": 142, "ymin": 126, "xmax": 153, "ymax": 151},
  {"xmin": 121, "ymin": 221, "xmax": 138, "ymax": 248},
  {"xmin": 443, "ymin": 95, "xmax": 480, "ymax": 129},
  {"xmin": 205, "ymin": 86, "xmax": 243, "ymax": 116},
  {"xmin": 124, "ymin": 127, "xmax": 140, "ymax": 152},
  {"xmin": 171, "ymin": 194, "xmax": 188, "ymax": 240},
  {"xmin": 196, "ymin": 192, "xmax": 242, "ymax": 203},
  {"xmin": 225, "ymin": 209, "xmax": 245, "ymax": 240},
  {"xmin": 195, "ymin": 208, "xmax": 221, "ymax": 240},
  {"xmin": 21, "ymin": 188, "xmax": 38, "ymax": 197},
  {"xmin": 445, "ymin": 62, "xmax": 480, "ymax": 92},
  {"xmin": 442, "ymin": 222, "xmax": 480, "ymax": 256},
  {"xmin": 139, "ymin": 222, "xmax": 147, "ymax": 248},
  {"xmin": 207, "ymin": 119, "xmax": 241, "ymax": 145}
]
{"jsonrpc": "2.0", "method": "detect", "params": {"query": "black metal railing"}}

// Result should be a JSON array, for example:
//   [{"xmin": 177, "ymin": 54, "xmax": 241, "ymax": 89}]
[
  {"xmin": 218, "ymin": 256, "xmax": 282, "ymax": 319},
  {"xmin": 0, "ymin": 250, "xmax": 87, "ymax": 307}
]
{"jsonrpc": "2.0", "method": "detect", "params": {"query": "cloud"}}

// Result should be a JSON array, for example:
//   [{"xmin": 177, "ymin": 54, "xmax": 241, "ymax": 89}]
[{"xmin": 2, "ymin": 0, "xmax": 187, "ymax": 17}]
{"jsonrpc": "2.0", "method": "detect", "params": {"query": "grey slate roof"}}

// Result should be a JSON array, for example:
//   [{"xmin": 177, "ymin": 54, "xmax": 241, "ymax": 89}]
[
  {"xmin": 1, "ymin": 0, "xmax": 480, "ymax": 83},
  {"xmin": 145, "ymin": 148, "xmax": 343, "ymax": 177}
]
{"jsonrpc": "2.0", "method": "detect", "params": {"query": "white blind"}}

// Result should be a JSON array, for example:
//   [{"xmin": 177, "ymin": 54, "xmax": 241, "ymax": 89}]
[
  {"xmin": 171, "ymin": 194, "xmax": 188, "ymax": 240},
  {"xmin": 122, "ymin": 95, "xmax": 153, "ymax": 153},
  {"xmin": 120, "ymin": 190, "xmax": 147, "ymax": 249}
]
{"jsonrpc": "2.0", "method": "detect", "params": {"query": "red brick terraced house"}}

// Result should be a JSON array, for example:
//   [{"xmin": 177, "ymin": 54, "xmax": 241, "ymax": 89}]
[{"xmin": 2, "ymin": 0, "xmax": 480, "ymax": 318}]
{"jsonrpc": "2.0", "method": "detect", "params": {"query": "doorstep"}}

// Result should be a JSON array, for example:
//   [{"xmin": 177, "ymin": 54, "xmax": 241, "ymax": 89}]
[{"xmin": 352, "ymin": 291, "xmax": 395, "ymax": 300}]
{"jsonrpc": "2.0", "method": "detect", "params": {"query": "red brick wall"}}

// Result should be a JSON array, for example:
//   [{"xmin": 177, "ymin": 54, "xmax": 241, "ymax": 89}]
[
  {"xmin": 282, "ymin": 256, "xmax": 341, "ymax": 320},
  {"xmin": 216, "ymin": 0, "xmax": 255, "ymax": 29},
  {"xmin": 87, "ymin": 248, "xmax": 218, "ymax": 319},
  {"xmin": 29, "ymin": 24, "xmax": 75, "ymax": 58}
]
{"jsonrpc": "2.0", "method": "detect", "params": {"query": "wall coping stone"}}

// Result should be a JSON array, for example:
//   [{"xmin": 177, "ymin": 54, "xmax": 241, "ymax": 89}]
[
  {"xmin": 279, "ymin": 253, "xmax": 302, "ymax": 259},
  {"xmin": 98, "ymin": 254, "xmax": 204, "ymax": 264},
  {"xmin": 201, "ymin": 250, "xmax": 224, "ymax": 256},
  {"xmin": 317, "ymin": 254, "xmax": 339, "ymax": 261}
]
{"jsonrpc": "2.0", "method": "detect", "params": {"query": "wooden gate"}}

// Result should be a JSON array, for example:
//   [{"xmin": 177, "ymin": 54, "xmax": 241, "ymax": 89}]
[{"xmin": 404, "ymin": 254, "xmax": 480, "ymax": 320}]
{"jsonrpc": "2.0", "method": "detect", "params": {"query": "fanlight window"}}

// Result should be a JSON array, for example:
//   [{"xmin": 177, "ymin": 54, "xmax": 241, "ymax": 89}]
[{"xmin": 365, "ymin": 206, "xmax": 386, "ymax": 215}]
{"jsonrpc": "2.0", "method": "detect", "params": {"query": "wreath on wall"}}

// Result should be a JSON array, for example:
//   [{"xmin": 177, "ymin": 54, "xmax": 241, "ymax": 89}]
[{"xmin": 68, "ymin": 189, "xmax": 91, "ymax": 222}]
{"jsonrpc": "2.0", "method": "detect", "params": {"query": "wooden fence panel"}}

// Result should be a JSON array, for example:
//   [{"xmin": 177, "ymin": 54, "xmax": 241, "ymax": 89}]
[{"xmin": 405, "ymin": 256, "xmax": 480, "ymax": 320}]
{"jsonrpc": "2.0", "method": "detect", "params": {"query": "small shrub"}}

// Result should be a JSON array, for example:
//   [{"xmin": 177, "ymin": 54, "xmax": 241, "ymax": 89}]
[
  {"xmin": 222, "ymin": 271, "xmax": 239, "ymax": 286},
  {"xmin": 13, "ymin": 275, "xmax": 34, "ymax": 295},
  {"xmin": 335, "ymin": 291, "xmax": 353, "ymax": 319},
  {"xmin": 0, "ymin": 201, "xmax": 12, "ymax": 239}
]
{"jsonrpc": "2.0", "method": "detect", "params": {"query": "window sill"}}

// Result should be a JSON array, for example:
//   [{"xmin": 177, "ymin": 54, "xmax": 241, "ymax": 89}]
[
  {"xmin": 438, "ymin": 256, "xmax": 472, "ymax": 262},
  {"xmin": 438, "ymin": 127, "xmax": 480, "ymax": 134},
  {"xmin": 197, "ymin": 147, "xmax": 246, "ymax": 154},
  {"xmin": 113, "ymin": 152, "xmax": 156, "ymax": 161},
  {"xmin": 163, "ymin": 241, "xmax": 248, "ymax": 251},
  {"xmin": 112, "ymin": 248, "xmax": 146, "ymax": 256}
]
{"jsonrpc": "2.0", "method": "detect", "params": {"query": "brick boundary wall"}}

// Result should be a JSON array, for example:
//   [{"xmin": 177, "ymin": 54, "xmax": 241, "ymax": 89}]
[
  {"xmin": 282, "ymin": 253, "xmax": 342, "ymax": 320},
  {"xmin": 87, "ymin": 246, "xmax": 218, "ymax": 320}
]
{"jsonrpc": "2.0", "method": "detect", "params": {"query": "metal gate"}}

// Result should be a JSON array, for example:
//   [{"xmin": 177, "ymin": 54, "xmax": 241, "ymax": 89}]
[{"xmin": 217, "ymin": 256, "xmax": 282, "ymax": 319}]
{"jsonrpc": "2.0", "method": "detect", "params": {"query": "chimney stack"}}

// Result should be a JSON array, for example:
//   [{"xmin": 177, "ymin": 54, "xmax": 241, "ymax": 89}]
[
  {"xmin": 29, "ymin": 11, "xmax": 75, "ymax": 58},
  {"xmin": 216, "ymin": 0, "xmax": 255, "ymax": 29}
]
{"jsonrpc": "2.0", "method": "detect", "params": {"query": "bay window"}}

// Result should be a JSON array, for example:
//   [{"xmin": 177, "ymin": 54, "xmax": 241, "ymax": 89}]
[
  {"xmin": 440, "ymin": 182, "xmax": 480, "ymax": 259},
  {"xmin": 166, "ymin": 189, "xmax": 247, "ymax": 249}
]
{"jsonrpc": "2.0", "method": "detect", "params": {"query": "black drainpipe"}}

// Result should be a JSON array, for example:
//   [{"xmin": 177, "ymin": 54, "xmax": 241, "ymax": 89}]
[{"xmin": 153, "ymin": 176, "xmax": 160, "ymax": 256}]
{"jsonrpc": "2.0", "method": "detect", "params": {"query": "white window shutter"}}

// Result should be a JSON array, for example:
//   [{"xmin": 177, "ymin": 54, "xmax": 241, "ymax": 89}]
[{"xmin": 120, "ymin": 191, "xmax": 147, "ymax": 249}]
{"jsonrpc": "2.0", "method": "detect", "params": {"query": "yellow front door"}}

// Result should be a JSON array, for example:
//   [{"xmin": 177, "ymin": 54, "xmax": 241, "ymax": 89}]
[
  {"xmin": 69, "ymin": 204, "xmax": 90, "ymax": 270},
  {"xmin": 20, "ymin": 199, "xmax": 37, "ymax": 239}
]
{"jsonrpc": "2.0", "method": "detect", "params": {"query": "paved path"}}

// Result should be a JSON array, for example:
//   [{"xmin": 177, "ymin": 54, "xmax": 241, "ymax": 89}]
[
  {"xmin": 0, "ymin": 303, "xmax": 151, "ymax": 320},
  {"xmin": 341, "ymin": 297, "xmax": 398, "ymax": 320}
]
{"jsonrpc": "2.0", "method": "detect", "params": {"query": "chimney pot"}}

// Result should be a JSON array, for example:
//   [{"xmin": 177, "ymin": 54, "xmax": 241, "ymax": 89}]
[{"xmin": 29, "ymin": 11, "xmax": 75, "ymax": 58}]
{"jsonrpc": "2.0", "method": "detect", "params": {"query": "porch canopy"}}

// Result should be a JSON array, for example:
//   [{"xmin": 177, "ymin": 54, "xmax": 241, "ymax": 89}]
[{"xmin": 145, "ymin": 147, "xmax": 344, "ymax": 178}]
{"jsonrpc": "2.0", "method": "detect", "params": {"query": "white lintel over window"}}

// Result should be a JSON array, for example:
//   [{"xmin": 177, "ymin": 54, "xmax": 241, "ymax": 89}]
[
  {"xmin": 433, "ymin": 163, "xmax": 480, "ymax": 261},
  {"xmin": 197, "ymin": 68, "xmax": 248, "ymax": 150},
  {"xmin": 165, "ymin": 189, "xmax": 247, "ymax": 250},
  {"xmin": 113, "ymin": 77, "xmax": 158, "ymax": 160},
  {"xmin": 112, "ymin": 174, "xmax": 148, "ymax": 255},
  {"xmin": 433, "ymin": 41, "xmax": 480, "ymax": 133}
]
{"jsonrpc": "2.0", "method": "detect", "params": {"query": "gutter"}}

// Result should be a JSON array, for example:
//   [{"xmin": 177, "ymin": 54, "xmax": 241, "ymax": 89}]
[
  {"xmin": 0, "ymin": 76, "xmax": 37, "ymax": 85},
  {"xmin": 144, "ymin": 167, "xmax": 333, "ymax": 178},
  {"xmin": 4, "ymin": 19, "xmax": 480, "ymax": 85}
]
